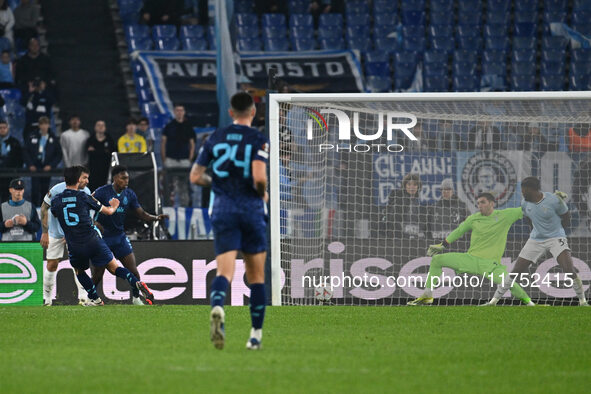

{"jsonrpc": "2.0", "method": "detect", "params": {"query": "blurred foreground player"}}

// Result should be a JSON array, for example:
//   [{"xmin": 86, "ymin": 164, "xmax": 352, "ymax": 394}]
[
  {"xmin": 50, "ymin": 166, "xmax": 154, "ymax": 306},
  {"xmin": 408, "ymin": 192, "xmax": 535, "ymax": 306},
  {"xmin": 92, "ymin": 165, "xmax": 166, "ymax": 305},
  {"xmin": 190, "ymin": 92, "xmax": 269, "ymax": 350},
  {"xmin": 486, "ymin": 178, "xmax": 588, "ymax": 306}
]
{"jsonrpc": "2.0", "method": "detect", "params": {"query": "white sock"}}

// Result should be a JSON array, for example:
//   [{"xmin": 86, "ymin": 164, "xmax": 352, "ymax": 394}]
[
  {"xmin": 488, "ymin": 297, "xmax": 499, "ymax": 305},
  {"xmin": 572, "ymin": 275, "xmax": 586, "ymax": 304},
  {"xmin": 250, "ymin": 328, "xmax": 262, "ymax": 341},
  {"xmin": 526, "ymin": 301, "xmax": 535, "ymax": 306},
  {"xmin": 43, "ymin": 269, "xmax": 56, "ymax": 297},
  {"xmin": 72, "ymin": 269, "xmax": 87, "ymax": 299},
  {"xmin": 492, "ymin": 277, "xmax": 513, "ymax": 302},
  {"xmin": 423, "ymin": 287, "xmax": 433, "ymax": 298}
]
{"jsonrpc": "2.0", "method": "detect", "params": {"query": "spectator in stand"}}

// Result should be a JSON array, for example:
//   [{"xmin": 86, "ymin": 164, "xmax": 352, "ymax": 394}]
[
  {"xmin": 118, "ymin": 118, "xmax": 147, "ymax": 153},
  {"xmin": 21, "ymin": 77, "xmax": 54, "ymax": 137},
  {"xmin": 87, "ymin": 120, "xmax": 115, "ymax": 192},
  {"xmin": 15, "ymin": 37, "xmax": 54, "ymax": 92},
  {"xmin": 0, "ymin": 178, "xmax": 40, "ymax": 241},
  {"xmin": 13, "ymin": 0, "xmax": 39, "ymax": 47},
  {"xmin": 136, "ymin": 116, "xmax": 155, "ymax": 152},
  {"xmin": 254, "ymin": 0, "xmax": 287, "ymax": 15},
  {"xmin": 60, "ymin": 114, "xmax": 90, "ymax": 167},
  {"xmin": 568, "ymin": 124, "xmax": 591, "ymax": 152},
  {"xmin": 382, "ymin": 173, "xmax": 428, "ymax": 239},
  {"xmin": 466, "ymin": 121, "xmax": 502, "ymax": 150},
  {"xmin": 0, "ymin": 120, "xmax": 23, "ymax": 202},
  {"xmin": 161, "ymin": 104, "xmax": 195, "ymax": 206},
  {"xmin": 520, "ymin": 122, "xmax": 558, "ymax": 152},
  {"xmin": 141, "ymin": 0, "xmax": 184, "ymax": 27},
  {"xmin": 428, "ymin": 178, "xmax": 469, "ymax": 240},
  {"xmin": 0, "ymin": 49, "xmax": 13, "ymax": 88},
  {"xmin": 0, "ymin": 0, "xmax": 15, "ymax": 48},
  {"xmin": 23, "ymin": 116, "xmax": 61, "ymax": 205},
  {"xmin": 438, "ymin": 119, "xmax": 461, "ymax": 151}
]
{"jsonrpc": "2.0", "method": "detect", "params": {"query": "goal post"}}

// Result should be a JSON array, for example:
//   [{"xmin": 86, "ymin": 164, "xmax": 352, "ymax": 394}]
[{"xmin": 269, "ymin": 92, "xmax": 591, "ymax": 306}]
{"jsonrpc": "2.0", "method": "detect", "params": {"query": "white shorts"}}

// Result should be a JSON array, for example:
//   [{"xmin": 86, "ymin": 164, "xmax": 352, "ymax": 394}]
[
  {"xmin": 518, "ymin": 237, "xmax": 570, "ymax": 263},
  {"xmin": 46, "ymin": 236, "xmax": 67, "ymax": 260}
]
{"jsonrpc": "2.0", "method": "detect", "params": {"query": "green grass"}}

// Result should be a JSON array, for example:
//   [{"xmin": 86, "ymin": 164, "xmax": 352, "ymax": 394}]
[{"xmin": 1, "ymin": 306, "xmax": 590, "ymax": 393}]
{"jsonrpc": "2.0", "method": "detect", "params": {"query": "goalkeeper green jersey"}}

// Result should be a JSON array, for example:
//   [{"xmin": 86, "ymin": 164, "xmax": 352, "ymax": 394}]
[{"xmin": 445, "ymin": 207, "xmax": 523, "ymax": 263}]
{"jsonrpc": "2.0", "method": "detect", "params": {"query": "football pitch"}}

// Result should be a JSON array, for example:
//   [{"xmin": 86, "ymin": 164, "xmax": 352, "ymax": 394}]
[{"xmin": 1, "ymin": 306, "xmax": 589, "ymax": 393}]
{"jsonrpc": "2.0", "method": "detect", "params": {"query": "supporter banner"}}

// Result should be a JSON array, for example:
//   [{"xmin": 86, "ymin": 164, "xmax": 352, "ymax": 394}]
[
  {"xmin": 135, "ymin": 50, "xmax": 364, "ymax": 126},
  {"xmin": 0, "ymin": 243, "xmax": 43, "ymax": 306}
]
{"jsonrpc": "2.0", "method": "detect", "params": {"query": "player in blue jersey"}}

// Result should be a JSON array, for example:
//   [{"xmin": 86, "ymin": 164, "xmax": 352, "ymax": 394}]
[
  {"xmin": 50, "ymin": 166, "xmax": 154, "ymax": 306},
  {"xmin": 91, "ymin": 165, "xmax": 166, "ymax": 305},
  {"xmin": 40, "ymin": 165, "xmax": 93, "ymax": 306},
  {"xmin": 485, "ymin": 177, "xmax": 588, "ymax": 306},
  {"xmin": 190, "ymin": 92, "xmax": 269, "ymax": 350}
]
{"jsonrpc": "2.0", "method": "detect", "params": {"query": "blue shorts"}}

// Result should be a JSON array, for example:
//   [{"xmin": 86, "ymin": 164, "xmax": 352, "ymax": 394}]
[
  {"xmin": 103, "ymin": 234, "xmax": 133, "ymax": 259},
  {"xmin": 211, "ymin": 210, "xmax": 267, "ymax": 256},
  {"xmin": 68, "ymin": 236, "xmax": 114, "ymax": 270}
]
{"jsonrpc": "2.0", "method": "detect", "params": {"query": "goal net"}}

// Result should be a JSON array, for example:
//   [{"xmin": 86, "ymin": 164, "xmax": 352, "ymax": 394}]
[{"xmin": 268, "ymin": 92, "xmax": 591, "ymax": 306}]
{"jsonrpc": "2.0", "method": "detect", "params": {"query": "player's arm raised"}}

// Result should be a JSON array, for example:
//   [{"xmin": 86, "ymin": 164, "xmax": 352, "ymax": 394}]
[{"xmin": 190, "ymin": 163, "xmax": 211, "ymax": 186}]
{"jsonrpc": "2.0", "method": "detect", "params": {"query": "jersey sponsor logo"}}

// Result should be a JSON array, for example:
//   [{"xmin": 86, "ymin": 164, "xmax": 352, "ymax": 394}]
[
  {"xmin": 461, "ymin": 152, "xmax": 517, "ymax": 207},
  {"xmin": 0, "ymin": 253, "xmax": 37, "ymax": 304}
]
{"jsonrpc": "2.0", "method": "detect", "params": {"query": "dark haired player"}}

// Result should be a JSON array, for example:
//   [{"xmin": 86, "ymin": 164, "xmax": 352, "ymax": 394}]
[
  {"xmin": 50, "ymin": 166, "xmax": 154, "ymax": 306},
  {"xmin": 92, "ymin": 165, "xmax": 166, "ymax": 305},
  {"xmin": 408, "ymin": 192, "xmax": 535, "ymax": 306},
  {"xmin": 485, "ymin": 178, "xmax": 588, "ymax": 306},
  {"xmin": 190, "ymin": 91, "xmax": 269, "ymax": 350}
]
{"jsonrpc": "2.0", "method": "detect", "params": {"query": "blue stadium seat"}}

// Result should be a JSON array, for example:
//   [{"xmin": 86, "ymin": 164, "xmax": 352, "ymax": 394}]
[
  {"xmin": 182, "ymin": 38, "xmax": 207, "ymax": 50},
  {"xmin": 569, "ymin": 73, "xmax": 590, "ymax": 90},
  {"xmin": 482, "ymin": 62, "xmax": 506, "ymax": 76},
  {"xmin": 287, "ymin": 0, "xmax": 308, "ymax": 14},
  {"xmin": 291, "ymin": 37, "xmax": 316, "ymax": 51},
  {"xmin": 514, "ymin": 10, "xmax": 538, "ymax": 24},
  {"xmin": 155, "ymin": 38, "xmax": 180, "ymax": 50},
  {"xmin": 400, "ymin": 0, "xmax": 425, "ymax": 11},
  {"xmin": 319, "ymin": 37, "xmax": 345, "ymax": 50},
  {"xmin": 366, "ymin": 76, "xmax": 392, "ymax": 93},
  {"xmin": 394, "ymin": 51, "xmax": 419, "ymax": 66},
  {"xmin": 511, "ymin": 74, "xmax": 536, "ymax": 90},
  {"xmin": 424, "ymin": 62, "xmax": 447, "ymax": 76},
  {"xmin": 513, "ymin": 37, "xmax": 536, "ymax": 50},
  {"xmin": 544, "ymin": 0, "xmax": 566, "ymax": 12},
  {"xmin": 487, "ymin": 0, "xmax": 510, "ymax": 11},
  {"xmin": 542, "ymin": 10, "xmax": 567, "ymax": 24},
  {"xmin": 424, "ymin": 75, "xmax": 449, "ymax": 91},
  {"xmin": 180, "ymin": 25, "xmax": 205, "ymax": 39},
  {"xmin": 514, "ymin": 23, "xmax": 537, "ymax": 37},
  {"xmin": 373, "ymin": 0, "xmax": 397, "ymax": 14},
  {"xmin": 457, "ymin": 36, "xmax": 482, "ymax": 51},
  {"xmin": 365, "ymin": 62, "xmax": 390, "ymax": 77},
  {"xmin": 125, "ymin": 25, "xmax": 150, "ymax": 39},
  {"xmin": 485, "ymin": 36, "xmax": 510, "ymax": 50},
  {"xmin": 128, "ymin": 37, "xmax": 152, "ymax": 51},
  {"xmin": 289, "ymin": 14, "xmax": 313, "ymax": 28},
  {"xmin": 234, "ymin": 0, "xmax": 254, "ymax": 13},
  {"xmin": 430, "ymin": 11, "xmax": 453, "ymax": 26},
  {"xmin": 365, "ymin": 51, "xmax": 389, "ymax": 63},
  {"xmin": 347, "ymin": 36, "xmax": 371, "ymax": 51},
  {"xmin": 347, "ymin": 26, "xmax": 370, "ymax": 40},
  {"xmin": 264, "ymin": 37, "xmax": 289, "ymax": 51},
  {"xmin": 484, "ymin": 24, "xmax": 507, "ymax": 38},
  {"xmin": 262, "ymin": 13, "xmax": 286, "ymax": 28},
  {"xmin": 319, "ymin": 13, "xmax": 343, "ymax": 29},
  {"xmin": 541, "ymin": 61, "xmax": 565, "ymax": 75},
  {"xmin": 512, "ymin": 61, "xmax": 536, "ymax": 75},
  {"xmin": 238, "ymin": 25, "xmax": 259, "ymax": 38},
  {"xmin": 483, "ymin": 50, "xmax": 507, "ymax": 64},
  {"xmin": 236, "ymin": 13, "xmax": 258, "ymax": 27},
  {"xmin": 572, "ymin": 23, "xmax": 591, "ymax": 36},
  {"xmin": 374, "ymin": 37, "xmax": 399, "ymax": 53},
  {"xmin": 290, "ymin": 26, "xmax": 314, "ymax": 39},
  {"xmin": 512, "ymin": 49, "xmax": 536, "ymax": 63},
  {"xmin": 318, "ymin": 26, "xmax": 342, "ymax": 39},
  {"xmin": 573, "ymin": 0, "xmax": 591, "ymax": 11},
  {"xmin": 402, "ymin": 25, "xmax": 424, "ymax": 40},
  {"xmin": 430, "ymin": 36, "xmax": 455, "ymax": 52},
  {"xmin": 571, "ymin": 48, "xmax": 591, "ymax": 63},
  {"xmin": 541, "ymin": 48, "xmax": 565, "ymax": 61},
  {"xmin": 457, "ymin": 25, "xmax": 480, "ymax": 38},
  {"xmin": 541, "ymin": 75, "xmax": 564, "ymax": 90},
  {"xmin": 401, "ymin": 10, "xmax": 425, "ymax": 26},
  {"xmin": 542, "ymin": 36, "xmax": 567, "ymax": 50},
  {"xmin": 424, "ymin": 50, "xmax": 448, "ymax": 64},
  {"xmin": 238, "ymin": 38, "xmax": 262, "ymax": 51},
  {"xmin": 346, "ymin": 13, "xmax": 370, "ymax": 27},
  {"xmin": 453, "ymin": 75, "xmax": 478, "ymax": 91},
  {"xmin": 403, "ymin": 35, "xmax": 426, "ymax": 52},
  {"xmin": 458, "ymin": 0, "xmax": 481, "ymax": 13},
  {"xmin": 572, "ymin": 10, "xmax": 591, "ymax": 25},
  {"xmin": 374, "ymin": 25, "xmax": 397, "ymax": 39},
  {"xmin": 263, "ymin": 26, "xmax": 287, "ymax": 39},
  {"xmin": 152, "ymin": 25, "xmax": 177, "ymax": 39},
  {"xmin": 452, "ymin": 61, "xmax": 477, "ymax": 76},
  {"xmin": 374, "ymin": 13, "xmax": 399, "ymax": 27},
  {"xmin": 485, "ymin": 10, "xmax": 509, "ymax": 25},
  {"xmin": 453, "ymin": 50, "xmax": 478, "ymax": 65},
  {"xmin": 458, "ymin": 10, "xmax": 481, "ymax": 26},
  {"xmin": 429, "ymin": 25, "xmax": 453, "ymax": 39},
  {"xmin": 570, "ymin": 61, "xmax": 591, "ymax": 77},
  {"xmin": 430, "ymin": 0, "xmax": 453, "ymax": 12},
  {"xmin": 394, "ymin": 53, "xmax": 419, "ymax": 89}
]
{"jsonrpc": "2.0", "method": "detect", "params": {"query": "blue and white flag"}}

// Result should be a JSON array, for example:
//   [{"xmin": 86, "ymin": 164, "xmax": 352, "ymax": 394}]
[
  {"xmin": 215, "ymin": 0, "xmax": 238, "ymax": 127},
  {"xmin": 550, "ymin": 22, "xmax": 591, "ymax": 49}
]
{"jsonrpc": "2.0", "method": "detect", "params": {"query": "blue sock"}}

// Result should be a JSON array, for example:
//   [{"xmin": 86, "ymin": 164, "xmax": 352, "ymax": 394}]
[
  {"xmin": 249, "ymin": 283, "xmax": 266, "ymax": 330},
  {"xmin": 210, "ymin": 276, "xmax": 229, "ymax": 308},
  {"xmin": 76, "ymin": 272, "xmax": 99, "ymax": 300},
  {"xmin": 115, "ymin": 267, "xmax": 139, "ymax": 288}
]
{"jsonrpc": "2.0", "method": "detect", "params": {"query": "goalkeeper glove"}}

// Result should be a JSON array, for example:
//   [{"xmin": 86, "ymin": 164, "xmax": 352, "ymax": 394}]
[
  {"xmin": 554, "ymin": 190, "xmax": 568, "ymax": 202},
  {"xmin": 427, "ymin": 243, "xmax": 445, "ymax": 257}
]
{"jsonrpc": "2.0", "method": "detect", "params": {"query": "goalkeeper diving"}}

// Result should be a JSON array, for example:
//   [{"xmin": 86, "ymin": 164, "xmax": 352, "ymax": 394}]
[{"xmin": 408, "ymin": 192, "xmax": 535, "ymax": 306}]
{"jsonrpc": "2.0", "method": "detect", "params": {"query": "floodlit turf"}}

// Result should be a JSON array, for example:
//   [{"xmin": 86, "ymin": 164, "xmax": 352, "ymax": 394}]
[{"xmin": 1, "ymin": 306, "xmax": 590, "ymax": 393}]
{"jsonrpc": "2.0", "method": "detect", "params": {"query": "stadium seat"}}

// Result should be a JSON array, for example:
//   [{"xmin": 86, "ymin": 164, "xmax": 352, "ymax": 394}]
[
  {"xmin": 424, "ymin": 50, "xmax": 448, "ymax": 64},
  {"xmin": 365, "ymin": 62, "xmax": 391, "ymax": 77},
  {"xmin": 182, "ymin": 38, "xmax": 207, "ymax": 51},
  {"xmin": 458, "ymin": 10, "xmax": 481, "ymax": 26},
  {"xmin": 346, "ymin": 0, "xmax": 369, "ymax": 13},
  {"xmin": 235, "ymin": 13, "xmax": 258, "ymax": 27},
  {"xmin": 290, "ymin": 26, "xmax": 313, "ymax": 39},
  {"xmin": 514, "ymin": 23, "xmax": 537, "ymax": 37},
  {"xmin": 485, "ymin": 36, "xmax": 510, "ymax": 51},
  {"xmin": 570, "ymin": 61, "xmax": 591, "ymax": 78},
  {"xmin": 128, "ymin": 37, "xmax": 152, "ymax": 51},
  {"xmin": 542, "ymin": 10, "xmax": 567, "ymax": 24},
  {"xmin": 571, "ymin": 48, "xmax": 591, "ymax": 63},
  {"xmin": 394, "ymin": 51, "xmax": 419, "ymax": 66},
  {"xmin": 347, "ymin": 26, "xmax": 370, "ymax": 41},
  {"xmin": 238, "ymin": 38, "xmax": 262, "ymax": 51},
  {"xmin": 400, "ymin": 0, "xmax": 425, "ymax": 11},
  {"xmin": 569, "ymin": 74, "xmax": 590, "ymax": 90},
  {"xmin": 401, "ymin": 10, "xmax": 425, "ymax": 26},
  {"xmin": 155, "ymin": 38, "xmax": 179, "ymax": 50},
  {"xmin": 347, "ymin": 36, "xmax": 371, "ymax": 51},
  {"xmin": 513, "ymin": 37, "xmax": 536, "ymax": 50},
  {"xmin": 572, "ymin": 23, "xmax": 591, "ymax": 36},
  {"xmin": 573, "ymin": 0, "xmax": 591, "ymax": 11},
  {"xmin": 424, "ymin": 62, "xmax": 447, "ymax": 76},
  {"xmin": 152, "ymin": 25, "xmax": 177, "ymax": 39},
  {"xmin": 424, "ymin": 75, "xmax": 449, "ymax": 91},
  {"xmin": 263, "ymin": 26, "xmax": 287, "ymax": 39},
  {"xmin": 318, "ymin": 27, "xmax": 342, "ymax": 39},
  {"xmin": 374, "ymin": 25, "xmax": 397, "ymax": 39},
  {"xmin": 512, "ymin": 49, "xmax": 536, "ymax": 63},
  {"xmin": 403, "ymin": 35, "xmax": 426, "ymax": 52},
  {"xmin": 262, "ymin": 13, "xmax": 286, "ymax": 28},
  {"xmin": 542, "ymin": 48, "xmax": 566, "ymax": 61},
  {"xmin": 319, "ymin": 14, "xmax": 343, "ymax": 29},
  {"xmin": 319, "ymin": 37, "xmax": 345, "ymax": 50},
  {"xmin": 485, "ymin": 10, "xmax": 509, "ymax": 25},
  {"xmin": 572, "ymin": 10, "xmax": 591, "ymax": 25},
  {"xmin": 514, "ymin": 10, "xmax": 538, "ymax": 24},
  {"xmin": 234, "ymin": 0, "xmax": 254, "ymax": 13},
  {"xmin": 482, "ymin": 62, "xmax": 506, "ymax": 76},
  {"xmin": 402, "ymin": 25, "xmax": 424, "ymax": 40},
  {"xmin": 180, "ymin": 25, "xmax": 205, "ymax": 39},
  {"xmin": 346, "ymin": 13, "xmax": 370, "ymax": 27},
  {"xmin": 374, "ymin": 37, "xmax": 399, "ymax": 53},
  {"xmin": 542, "ymin": 36, "xmax": 567, "ymax": 50},
  {"xmin": 430, "ymin": 0, "xmax": 453, "ymax": 12},
  {"xmin": 238, "ymin": 25, "xmax": 259, "ymax": 38},
  {"xmin": 366, "ymin": 75, "xmax": 392, "ymax": 93},
  {"xmin": 483, "ymin": 50, "xmax": 507, "ymax": 64},
  {"xmin": 541, "ymin": 61, "xmax": 565, "ymax": 75},
  {"xmin": 287, "ymin": 0, "xmax": 308, "ymax": 14},
  {"xmin": 291, "ymin": 37, "xmax": 316, "ymax": 51},
  {"xmin": 430, "ymin": 11, "xmax": 453, "ymax": 26},
  {"xmin": 515, "ymin": 0, "xmax": 538, "ymax": 11},
  {"xmin": 457, "ymin": 25, "xmax": 480, "ymax": 38},
  {"xmin": 373, "ymin": 0, "xmax": 397, "ymax": 14},
  {"xmin": 544, "ymin": 0, "xmax": 566, "ymax": 12},
  {"xmin": 511, "ymin": 74, "xmax": 536, "ymax": 90},
  {"xmin": 487, "ymin": 0, "xmax": 510, "ymax": 12},
  {"xmin": 429, "ymin": 25, "xmax": 453, "ymax": 39},
  {"xmin": 453, "ymin": 75, "xmax": 478, "ymax": 91},
  {"xmin": 541, "ymin": 75, "xmax": 564, "ymax": 90},
  {"xmin": 453, "ymin": 50, "xmax": 478, "ymax": 65},
  {"xmin": 512, "ymin": 61, "xmax": 536, "ymax": 76},
  {"xmin": 289, "ymin": 14, "xmax": 313, "ymax": 29},
  {"xmin": 458, "ymin": 0, "xmax": 481, "ymax": 13},
  {"xmin": 264, "ymin": 38, "xmax": 289, "ymax": 51},
  {"xmin": 484, "ymin": 24, "xmax": 507, "ymax": 38},
  {"xmin": 365, "ymin": 51, "xmax": 389, "ymax": 63},
  {"xmin": 374, "ymin": 13, "xmax": 399, "ymax": 28},
  {"xmin": 430, "ymin": 36, "xmax": 455, "ymax": 52},
  {"xmin": 452, "ymin": 61, "xmax": 477, "ymax": 76},
  {"xmin": 125, "ymin": 25, "xmax": 150, "ymax": 39},
  {"xmin": 457, "ymin": 36, "xmax": 482, "ymax": 51}
]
